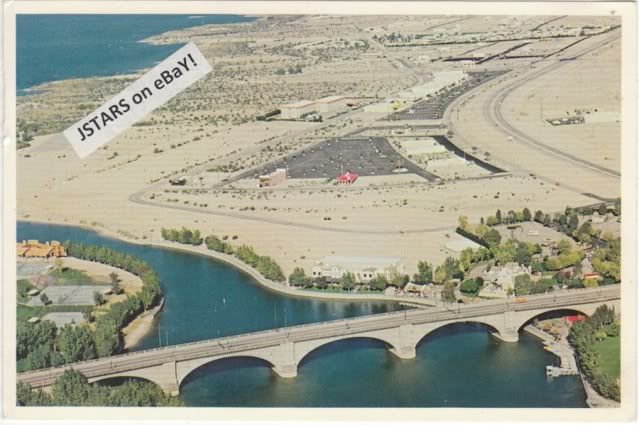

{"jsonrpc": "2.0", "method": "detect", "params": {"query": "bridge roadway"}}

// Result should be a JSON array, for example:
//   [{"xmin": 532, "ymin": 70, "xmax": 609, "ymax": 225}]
[{"xmin": 18, "ymin": 285, "xmax": 620, "ymax": 393}]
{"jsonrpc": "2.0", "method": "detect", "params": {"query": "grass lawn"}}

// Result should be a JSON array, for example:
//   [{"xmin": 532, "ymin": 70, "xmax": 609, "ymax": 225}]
[
  {"xmin": 595, "ymin": 336, "xmax": 620, "ymax": 380},
  {"xmin": 17, "ymin": 304, "xmax": 89, "ymax": 325},
  {"xmin": 17, "ymin": 279, "xmax": 34, "ymax": 303},
  {"xmin": 49, "ymin": 267, "xmax": 105, "ymax": 285}
]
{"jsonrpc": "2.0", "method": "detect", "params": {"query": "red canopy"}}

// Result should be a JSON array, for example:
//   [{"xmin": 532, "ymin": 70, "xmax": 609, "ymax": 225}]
[{"xmin": 338, "ymin": 171, "xmax": 358, "ymax": 184}]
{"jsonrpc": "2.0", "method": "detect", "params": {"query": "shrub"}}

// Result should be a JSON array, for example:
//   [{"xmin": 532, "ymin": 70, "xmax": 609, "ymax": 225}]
[{"xmin": 460, "ymin": 279, "xmax": 481, "ymax": 294}]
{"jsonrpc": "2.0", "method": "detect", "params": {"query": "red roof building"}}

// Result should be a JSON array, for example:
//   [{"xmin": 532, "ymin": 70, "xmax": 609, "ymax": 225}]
[
  {"xmin": 338, "ymin": 171, "xmax": 358, "ymax": 184},
  {"xmin": 566, "ymin": 315, "xmax": 586, "ymax": 324}
]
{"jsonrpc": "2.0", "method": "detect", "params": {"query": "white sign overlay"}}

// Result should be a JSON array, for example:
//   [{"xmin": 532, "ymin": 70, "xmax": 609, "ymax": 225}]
[{"xmin": 63, "ymin": 42, "xmax": 212, "ymax": 158}]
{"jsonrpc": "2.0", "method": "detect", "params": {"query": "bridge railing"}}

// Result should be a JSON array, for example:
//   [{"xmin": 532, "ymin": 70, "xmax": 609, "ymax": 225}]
[{"xmin": 17, "ymin": 285, "xmax": 620, "ymax": 377}]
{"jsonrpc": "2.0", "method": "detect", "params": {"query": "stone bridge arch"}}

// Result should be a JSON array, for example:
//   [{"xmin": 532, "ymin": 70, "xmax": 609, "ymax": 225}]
[
  {"xmin": 510, "ymin": 298, "xmax": 620, "ymax": 334},
  {"xmin": 176, "ymin": 354, "xmax": 276, "ymax": 392},
  {"xmin": 294, "ymin": 334, "xmax": 402, "ymax": 370},
  {"xmin": 411, "ymin": 319, "xmax": 505, "ymax": 350}
]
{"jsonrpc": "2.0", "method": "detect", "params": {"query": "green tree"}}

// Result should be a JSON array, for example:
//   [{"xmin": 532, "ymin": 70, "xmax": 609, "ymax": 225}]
[
  {"xmin": 460, "ymin": 279, "xmax": 481, "ymax": 294},
  {"xmin": 484, "ymin": 229, "xmax": 502, "ymax": 247},
  {"xmin": 17, "ymin": 320, "xmax": 57, "ymax": 361},
  {"xmin": 387, "ymin": 266, "xmax": 407, "ymax": 288},
  {"xmin": 459, "ymin": 248, "xmax": 474, "ymax": 272},
  {"xmin": 592, "ymin": 238, "xmax": 621, "ymax": 281},
  {"xmin": 16, "ymin": 382, "xmax": 52, "ymax": 406},
  {"xmin": 414, "ymin": 260, "xmax": 433, "ymax": 284},
  {"xmin": 57, "ymin": 324, "xmax": 97, "ymax": 363},
  {"xmin": 235, "ymin": 245, "xmax": 260, "ymax": 267},
  {"xmin": 93, "ymin": 290, "xmax": 104, "ymax": 306},
  {"xmin": 25, "ymin": 344, "xmax": 52, "ymax": 370},
  {"xmin": 204, "ymin": 235, "xmax": 226, "ymax": 252},
  {"xmin": 567, "ymin": 214, "xmax": 579, "ymax": 233},
  {"xmin": 108, "ymin": 380, "xmax": 183, "ymax": 407},
  {"xmin": 256, "ymin": 256, "xmax": 285, "ymax": 282},
  {"xmin": 514, "ymin": 274, "xmax": 532, "ymax": 296},
  {"xmin": 491, "ymin": 239, "xmax": 516, "ymax": 264},
  {"xmin": 83, "ymin": 309, "xmax": 94, "ymax": 323},
  {"xmin": 340, "ymin": 272, "xmax": 356, "ymax": 291},
  {"xmin": 313, "ymin": 276, "xmax": 328, "ymax": 289},
  {"xmin": 458, "ymin": 215, "xmax": 471, "ymax": 233},
  {"xmin": 288, "ymin": 267, "xmax": 308, "ymax": 287},
  {"xmin": 522, "ymin": 208, "xmax": 532, "ymax": 221},
  {"xmin": 51, "ymin": 370, "xmax": 94, "ymax": 406},
  {"xmin": 495, "ymin": 209, "xmax": 502, "ymax": 224},
  {"xmin": 369, "ymin": 274, "xmax": 388, "ymax": 291},
  {"xmin": 515, "ymin": 243, "xmax": 532, "ymax": 267},
  {"xmin": 93, "ymin": 318, "xmax": 123, "ymax": 357},
  {"xmin": 557, "ymin": 239, "xmax": 572, "ymax": 255},
  {"xmin": 442, "ymin": 281, "xmax": 456, "ymax": 303}
]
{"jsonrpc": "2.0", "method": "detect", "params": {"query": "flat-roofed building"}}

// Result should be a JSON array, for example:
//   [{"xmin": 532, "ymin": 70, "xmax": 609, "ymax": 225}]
[
  {"xmin": 311, "ymin": 255, "xmax": 405, "ymax": 283},
  {"xmin": 259, "ymin": 168, "xmax": 287, "ymax": 188},
  {"xmin": 280, "ymin": 100, "xmax": 317, "ymax": 119},
  {"xmin": 316, "ymin": 96, "xmax": 349, "ymax": 113}
]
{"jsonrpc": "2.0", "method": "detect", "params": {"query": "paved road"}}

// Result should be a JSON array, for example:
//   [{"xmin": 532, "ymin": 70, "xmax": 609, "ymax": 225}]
[
  {"xmin": 129, "ymin": 189, "xmax": 456, "ymax": 235},
  {"xmin": 484, "ymin": 30, "xmax": 621, "ymax": 179},
  {"xmin": 18, "ymin": 285, "xmax": 620, "ymax": 389}
]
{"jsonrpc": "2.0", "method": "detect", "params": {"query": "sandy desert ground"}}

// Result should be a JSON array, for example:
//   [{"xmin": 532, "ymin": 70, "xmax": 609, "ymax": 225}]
[{"xmin": 16, "ymin": 15, "xmax": 622, "ymax": 277}]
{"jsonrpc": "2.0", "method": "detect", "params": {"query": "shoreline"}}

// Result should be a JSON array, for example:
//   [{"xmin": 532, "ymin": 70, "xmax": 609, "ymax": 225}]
[
  {"xmin": 123, "ymin": 297, "xmax": 165, "ymax": 350},
  {"xmin": 18, "ymin": 218, "xmax": 439, "ymax": 306},
  {"xmin": 18, "ymin": 14, "xmax": 258, "ymax": 95}
]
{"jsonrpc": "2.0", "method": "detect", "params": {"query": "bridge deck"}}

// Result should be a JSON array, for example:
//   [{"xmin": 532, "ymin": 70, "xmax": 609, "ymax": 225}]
[{"xmin": 17, "ymin": 285, "xmax": 620, "ymax": 388}]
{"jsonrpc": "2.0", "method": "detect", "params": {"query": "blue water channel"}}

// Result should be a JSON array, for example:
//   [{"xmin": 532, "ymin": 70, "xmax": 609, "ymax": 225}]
[{"xmin": 17, "ymin": 221, "xmax": 588, "ymax": 407}]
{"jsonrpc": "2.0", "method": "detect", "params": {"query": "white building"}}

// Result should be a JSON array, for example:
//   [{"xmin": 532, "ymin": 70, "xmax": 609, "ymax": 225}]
[
  {"xmin": 258, "ymin": 168, "xmax": 287, "ymax": 187},
  {"xmin": 280, "ymin": 100, "xmax": 317, "ymax": 119},
  {"xmin": 479, "ymin": 262, "xmax": 531, "ymax": 298},
  {"xmin": 316, "ymin": 96, "xmax": 349, "ymax": 113},
  {"xmin": 311, "ymin": 256, "xmax": 405, "ymax": 283}
]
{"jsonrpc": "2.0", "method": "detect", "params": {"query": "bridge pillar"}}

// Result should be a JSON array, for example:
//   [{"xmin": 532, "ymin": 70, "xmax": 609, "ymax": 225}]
[
  {"xmin": 272, "ymin": 363, "xmax": 298, "ymax": 378},
  {"xmin": 492, "ymin": 311, "xmax": 519, "ymax": 342},
  {"xmin": 271, "ymin": 342, "xmax": 298, "ymax": 378},
  {"xmin": 389, "ymin": 324, "xmax": 417, "ymax": 359}
]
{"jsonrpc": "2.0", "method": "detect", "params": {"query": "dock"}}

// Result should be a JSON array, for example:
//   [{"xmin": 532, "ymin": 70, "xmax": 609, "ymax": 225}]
[{"xmin": 523, "ymin": 325, "xmax": 578, "ymax": 376}]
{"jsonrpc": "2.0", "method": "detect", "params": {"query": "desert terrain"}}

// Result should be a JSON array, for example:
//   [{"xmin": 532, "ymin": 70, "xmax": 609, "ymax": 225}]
[{"xmin": 16, "ymin": 15, "xmax": 621, "ymax": 276}]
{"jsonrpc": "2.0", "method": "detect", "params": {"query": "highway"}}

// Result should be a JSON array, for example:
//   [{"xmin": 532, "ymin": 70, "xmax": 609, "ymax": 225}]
[
  {"xmin": 483, "ymin": 30, "xmax": 621, "ymax": 179},
  {"xmin": 18, "ymin": 285, "xmax": 620, "ymax": 389}
]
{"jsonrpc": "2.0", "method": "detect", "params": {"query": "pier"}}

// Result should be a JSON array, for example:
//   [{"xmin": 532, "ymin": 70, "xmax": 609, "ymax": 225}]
[{"xmin": 523, "ymin": 324, "xmax": 578, "ymax": 376}]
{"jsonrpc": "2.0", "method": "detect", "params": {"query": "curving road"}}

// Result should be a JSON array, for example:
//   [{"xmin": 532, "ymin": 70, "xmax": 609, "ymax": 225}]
[
  {"xmin": 483, "ymin": 30, "xmax": 621, "ymax": 179},
  {"xmin": 17, "ymin": 285, "xmax": 620, "ymax": 389},
  {"xmin": 128, "ymin": 188, "xmax": 456, "ymax": 235}
]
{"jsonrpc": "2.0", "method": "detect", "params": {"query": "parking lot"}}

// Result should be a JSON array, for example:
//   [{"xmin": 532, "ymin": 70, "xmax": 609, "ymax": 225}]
[
  {"xmin": 384, "ymin": 70, "xmax": 508, "ymax": 121},
  {"xmin": 236, "ymin": 137, "xmax": 439, "ymax": 182}
]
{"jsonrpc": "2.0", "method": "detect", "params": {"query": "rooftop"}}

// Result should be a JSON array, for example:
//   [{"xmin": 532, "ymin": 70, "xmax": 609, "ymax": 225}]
[
  {"xmin": 318, "ymin": 256, "xmax": 402, "ymax": 268},
  {"xmin": 316, "ymin": 95, "xmax": 347, "ymax": 104},
  {"xmin": 281, "ymin": 100, "xmax": 316, "ymax": 109}
]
